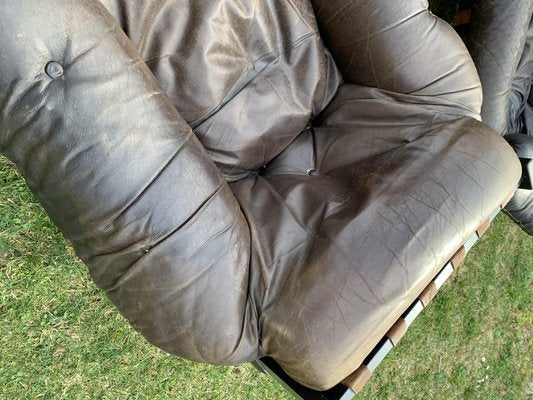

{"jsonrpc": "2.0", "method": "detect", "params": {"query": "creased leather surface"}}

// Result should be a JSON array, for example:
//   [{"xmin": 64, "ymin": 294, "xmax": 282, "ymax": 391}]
[
  {"xmin": 467, "ymin": 0, "xmax": 533, "ymax": 135},
  {"xmin": 0, "ymin": 0, "xmax": 522, "ymax": 391},
  {"xmin": 231, "ymin": 85, "xmax": 519, "ymax": 389},
  {"xmin": 100, "ymin": 0, "xmax": 342, "ymax": 180},
  {"xmin": 467, "ymin": 0, "xmax": 533, "ymax": 234},
  {"xmin": 510, "ymin": 16, "xmax": 533, "ymax": 136},
  {"xmin": 311, "ymin": 0, "xmax": 482, "ymax": 116},
  {"xmin": 0, "ymin": 0, "xmax": 260, "ymax": 365}
]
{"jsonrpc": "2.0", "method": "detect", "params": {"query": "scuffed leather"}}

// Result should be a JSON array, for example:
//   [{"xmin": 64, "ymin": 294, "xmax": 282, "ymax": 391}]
[
  {"xmin": 232, "ymin": 85, "xmax": 519, "ymax": 389},
  {"xmin": 0, "ymin": 0, "xmax": 522, "ymax": 391},
  {"xmin": 312, "ymin": 0, "xmax": 482, "ymax": 116},
  {"xmin": 0, "ymin": 0, "xmax": 260, "ymax": 365},
  {"xmin": 99, "ymin": 0, "xmax": 342, "ymax": 180},
  {"xmin": 467, "ymin": 0, "xmax": 533, "ymax": 235},
  {"xmin": 505, "ymin": 134, "xmax": 533, "ymax": 232}
]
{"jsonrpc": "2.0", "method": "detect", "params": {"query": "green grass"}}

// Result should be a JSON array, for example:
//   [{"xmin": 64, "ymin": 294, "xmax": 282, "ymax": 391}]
[{"xmin": 1, "ymin": 153, "xmax": 532, "ymax": 400}]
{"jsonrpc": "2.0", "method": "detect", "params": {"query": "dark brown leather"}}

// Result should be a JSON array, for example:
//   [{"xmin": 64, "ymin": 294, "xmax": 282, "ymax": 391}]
[
  {"xmin": 232, "ymin": 85, "xmax": 518, "ymax": 388},
  {"xmin": 467, "ymin": 0, "xmax": 533, "ymax": 135},
  {"xmin": 312, "ymin": 0, "xmax": 482, "ymax": 114},
  {"xmin": 0, "ymin": 0, "xmax": 261, "ymax": 366},
  {"xmin": 100, "ymin": 0, "xmax": 341, "ymax": 180},
  {"xmin": 0, "ymin": 0, "xmax": 522, "ymax": 391},
  {"xmin": 467, "ymin": 0, "xmax": 533, "ymax": 234}
]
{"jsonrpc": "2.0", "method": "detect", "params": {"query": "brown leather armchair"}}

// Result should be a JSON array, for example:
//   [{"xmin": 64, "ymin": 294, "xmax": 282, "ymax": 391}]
[
  {"xmin": 0, "ymin": 0, "xmax": 521, "ymax": 398},
  {"xmin": 466, "ymin": 0, "xmax": 533, "ymax": 235}
]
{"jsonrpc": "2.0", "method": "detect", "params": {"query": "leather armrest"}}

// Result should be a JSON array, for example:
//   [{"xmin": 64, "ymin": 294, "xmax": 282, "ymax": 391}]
[{"xmin": 0, "ymin": 0, "xmax": 259, "ymax": 365}]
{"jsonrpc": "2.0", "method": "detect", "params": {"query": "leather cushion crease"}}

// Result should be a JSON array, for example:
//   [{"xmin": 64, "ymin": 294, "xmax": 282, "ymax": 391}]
[
  {"xmin": 466, "ymin": 0, "xmax": 533, "ymax": 234},
  {"xmin": 0, "ymin": 0, "xmax": 522, "ymax": 392}
]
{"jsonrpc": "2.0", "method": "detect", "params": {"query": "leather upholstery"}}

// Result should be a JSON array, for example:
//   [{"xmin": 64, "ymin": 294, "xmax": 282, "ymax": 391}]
[
  {"xmin": 232, "ymin": 84, "xmax": 518, "ymax": 388},
  {"xmin": 0, "ymin": 0, "xmax": 259, "ymax": 366},
  {"xmin": 312, "ymin": 0, "xmax": 482, "ymax": 114},
  {"xmin": 0, "ymin": 0, "xmax": 522, "ymax": 391},
  {"xmin": 467, "ymin": 0, "xmax": 533, "ymax": 234},
  {"xmin": 467, "ymin": 0, "xmax": 533, "ymax": 135},
  {"xmin": 100, "ymin": 0, "xmax": 342, "ymax": 180}
]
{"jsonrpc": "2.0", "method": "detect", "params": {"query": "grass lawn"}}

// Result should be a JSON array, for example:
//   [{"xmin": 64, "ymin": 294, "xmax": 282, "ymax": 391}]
[
  {"xmin": 1, "ymin": 156, "xmax": 531, "ymax": 400},
  {"xmin": 1, "ymin": 3, "xmax": 532, "ymax": 399},
  {"xmin": 1, "ymin": 164, "xmax": 532, "ymax": 400}
]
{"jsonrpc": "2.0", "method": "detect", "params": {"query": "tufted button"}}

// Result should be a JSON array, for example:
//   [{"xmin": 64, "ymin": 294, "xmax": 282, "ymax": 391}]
[
  {"xmin": 249, "ymin": 165, "xmax": 268, "ymax": 178},
  {"xmin": 45, "ymin": 61, "xmax": 64, "ymax": 79},
  {"xmin": 307, "ymin": 169, "xmax": 319, "ymax": 177}
]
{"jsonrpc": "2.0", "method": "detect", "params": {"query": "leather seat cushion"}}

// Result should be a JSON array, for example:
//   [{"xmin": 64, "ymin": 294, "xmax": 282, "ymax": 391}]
[{"xmin": 230, "ymin": 84, "xmax": 520, "ymax": 390}]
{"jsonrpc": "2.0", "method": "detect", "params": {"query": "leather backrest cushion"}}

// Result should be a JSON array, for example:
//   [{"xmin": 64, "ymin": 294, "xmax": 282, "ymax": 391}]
[
  {"xmin": 100, "ymin": 0, "xmax": 342, "ymax": 179},
  {"xmin": 467, "ymin": 0, "xmax": 533, "ymax": 134},
  {"xmin": 311, "ymin": 0, "xmax": 482, "ymax": 117}
]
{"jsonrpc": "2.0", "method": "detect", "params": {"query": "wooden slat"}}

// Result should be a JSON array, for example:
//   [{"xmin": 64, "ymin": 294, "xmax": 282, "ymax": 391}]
[
  {"xmin": 453, "ymin": 9, "xmax": 472, "ymax": 26},
  {"xmin": 419, "ymin": 282, "xmax": 438, "ymax": 307},
  {"xmin": 450, "ymin": 246, "xmax": 466, "ymax": 269},
  {"xmin": 386, "ymin": 319, "xmax": 407, "ymax": 346},
  {"xmin": 339, "ymin": 215, "xmax": 500, "ymax": 394},
  {"xmin": 342, "ymin": 365, "xmax": 371, "ymax": 393},
  {"xmin": 476, "ymin": 219, "xmax": 491, "ymax": 238}
]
